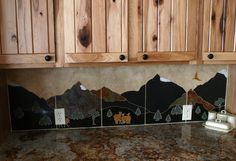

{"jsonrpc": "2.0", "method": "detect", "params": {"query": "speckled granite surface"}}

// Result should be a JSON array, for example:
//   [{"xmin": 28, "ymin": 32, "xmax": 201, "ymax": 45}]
[{"xmin": 0, "ymin": 123, "xmax": 236, "ymax": 161}]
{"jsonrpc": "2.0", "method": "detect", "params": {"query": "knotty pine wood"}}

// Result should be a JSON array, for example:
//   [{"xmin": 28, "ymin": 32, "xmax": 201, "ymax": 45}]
[
  {"xmin": 203, "ymin": 52, "xmax": 236, "ymax": 61},
  {"xmin": 172, "ymin": 0, "xmax": 187, "ymax": 51},
  {"xmin": 142, "ymin": 0, "xmax": 158, "ymax": 52},
  {"xmin": 158, "ymin": 0, "xmax": 171, "ymax": 52},
  {"xmin": 227, "ymin": 65, "xmax": 236, "ymax": 115},
  {"xmin": 75, "ymin": 0, "xmax": 92, "ymax": 53},
  {"xmin": 0, "ymin": 54, "xmax": 55, "ymax": 64},
  {"xmin": 92, "ymin": 0, "xmax": 106, "ymax": 52},
  {"xmin": 202, "ymin": 0, "xmax": 211, "ymax": 52},
  {"xmin": 65, "ymin": 53, "xmax": 128, "ymax": 63},
  {"xmin": 137, "ymin": 0, "xmax": 199, "ymax": 62},
  {"xmin": 122, "ymin": 0, "xmax": 128, "ymax": 53},
  {"xmin": 55, "ymin": 0, "xmax": 65, "ymax": 67},
  {"xmin": 106, "ymin": 0, "xmax": 122, "ymax": 52},
  {"xmin": 0, "ymin": 0, "xmax": 55, "ymax": 66},
  {"xmin": 187, "ymin": 0, "xmax": 199, "ymax": 52},
  {"xmin": 63, "ymin": 0, "xmax": 75, "ymax": 54},
  {"xmin": 0, "ymin": 0, "xmax": 18, "ymax": 54},
  {"xmin": 0, "ymin": 71, "xmax": 10, "ymax": 143},
  {"xmin": 16, "ymin": 0, "xmax": 33, "ymax": 53},
  {"xmin": 48, "ymin": 0, "xmax": 55, "ymax": 53},
  {"xmin": 137, "ymin": 52, "xmax": 195, "ymax": 62},
  {"xmin": 32, "ymin": 0, "xmax": 49, "ymax": 53},
  {"xmin": 202, "ymin": 0, "xmax": 236, "ymax": 64},
  {"xmin": 224, "ymin": 0, "xmax": 236, "ymax": 52},
  {"xmin": 210, "ymin": 0, "xmax": 224, "ymax": 52}
]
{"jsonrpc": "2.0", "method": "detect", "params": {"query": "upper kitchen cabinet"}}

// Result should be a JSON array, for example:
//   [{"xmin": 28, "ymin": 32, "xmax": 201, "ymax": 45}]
[
  {"xmin": 0, "ymin": 0, "xmax": 55, "ymax": 67},
  {"xmin": 61, "ymin": 0, "xmax": 128, "ymax": 64},
  {"xmin": 135, "ymin": 0, "xmax": 199, "ymax": 63},
  {"xmin": 202, "ymin": 0, "xmax": 236, "ymax": 64}
]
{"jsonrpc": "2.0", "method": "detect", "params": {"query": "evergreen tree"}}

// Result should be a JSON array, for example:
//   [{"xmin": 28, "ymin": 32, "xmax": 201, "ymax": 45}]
[
  {"xmin": 166, "ymin": 114, "xmax": 171, "ymax": 123},
  {"xmin": 78, "ymin": 111, "xmax": 85, "ymax": 120},
  {"xmin": 171, "ymin": 107, "xmax": 177, "ymax": 115},
  {"xmin": 135, "ymin": 107, "xmax": 142, "ymax": 116},
  {"xmin": 176, "ymin": 105, "xmax": 182, "ymax": 115},
  {"xmin": 195, "ymin": 106, "xmax": 201, "ymax": 115},
  {"xmin": 214, "ymin": 98, "xmax": 225, "ymax": 110},
  {"xmin": 153, "ymin": 110, "xmax": 162, "ymax": 122},
  {"xmin": 107, "ymin": 109, "xmax": 113, "ymax": 118},
  {"xmin": 201, "ymin": 112, "xmax": 208, "ymax": 120}
]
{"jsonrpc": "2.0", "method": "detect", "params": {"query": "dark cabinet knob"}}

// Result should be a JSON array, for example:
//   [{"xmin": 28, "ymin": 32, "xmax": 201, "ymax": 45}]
[
  {"xmin": 119, "ymin": 54, "xmax": 126, "ymax": 61},
  {"xmin": 208, "ymin": 53, "xmax": 214, "ymax": 60},
  {"xmin": 143, "ymin": 54, "xmax": 148, "ymax": 60},
  {"xmin": 45, "ymin": 55, "xmax": 52, "ymax": 61}
]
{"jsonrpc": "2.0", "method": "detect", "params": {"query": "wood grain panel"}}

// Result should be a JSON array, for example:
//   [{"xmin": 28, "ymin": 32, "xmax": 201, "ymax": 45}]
[
  {"xmin": 202, "ymin": 0, "xmax": 211, "ymax": 52},
  {"xmin": 92, "ymin": 0, "xmax": 106, "ymax": 52},
  {"xmin": 0, "ymin": 71, "xmax": 10, "ymax": 143},
  {"xmin": 210, "ymin": 0, "xmax": 224, "ymax": 51},
  {"xmin": 122, "ymin": 0, "xmax": 128, "ymax": 52},
  {"xmin": 172, "ymin": 0, "xmax": 187, "ymax": 51},
  {"xmin": 224, "ymin": 0, "xmax": 236, "ymax": 52},
  {"xmin": 106, "ymin": 0, "xmax": 122, "ymax": 52},
  {"xmin": 203, "ymin": 52, "xmax": 236, "ymax": 61},
  {"xmin": 158, "ymin": 0, "xmax": 171, "ymax": 51},
  {"xmin": 138, "ymin": 0, "xmax": 143, "ymax": 52},
  {"xmin": 65, "ymin": 53, "xmax": 128, "ymax": 63},
  {"xmin": 48, "ymin": 0, "xmax": 55, "ymax": 53},
  {"xmin": 16, "ymin": 0, "xmax": 33, "ymax": 54},
  {"xmin": 0, "ymin": 0, "xmax": 18, "ymax": 54},
  {"xmin": 55, "ymin": 0, "xmax": 65, "ymax": 67},
  {"xmin": 187, "ymin": 0, "xmax": 198, "ymax": 51},
  {"xmin": 64, "ymin": 0, "xmax": 75, "ymax": 53},
  {"xmin": 227, "ymin": 65, "xmax": 236, "ymax": 115},
  {"xmin": 129, "ymin": 0, "xmax": 140, "ymax": 61},
  {"xmin": 32, "ymin": 0, "xmax": 49, "ymax": 53},
  {"xmin": 0, "ymin": 8, "xmax": 1, "ymax": 55},
  {"xmin": 137, "ymin": 52, "xmax": 195, "ymax": 62},
  {"xmin": 0, "ymin": 54, "xmax": 55, "ymax": 64},
  {"xmin": 75, "ymin": 0, "xmax": 92, "ymax": 53},
  {"xmin": 143, "ymin": 0, "xmax": 158, "ymax": 52}
]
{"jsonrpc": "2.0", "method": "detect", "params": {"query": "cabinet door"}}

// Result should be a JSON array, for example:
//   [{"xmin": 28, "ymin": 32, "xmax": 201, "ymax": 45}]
[
  {"xmin": 137, "ymin": 0, "xmax": 198, "ymax": 63},
  {"xmin": 202, "ymin": 0, "xmax": 236, "ymax": 64},
  {"xmin": 0, "ymin": 0, "xmax": 55, "ymax": 65},
  {"xmin": 63, "ymin": 0, "xmax": 128, "ymax": 63}
]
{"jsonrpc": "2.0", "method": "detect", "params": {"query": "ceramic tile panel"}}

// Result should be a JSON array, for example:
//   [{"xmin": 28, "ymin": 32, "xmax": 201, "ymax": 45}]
[
  {"xmin": 48, "ymin": 82, "xmax": 102, "ymax": 128},
  {"xmin": 9, "ymin": 85, "xmax": 56, "ymax": 130},
  {"xmin": 188, "ymin": 69, "xmax": 228, "ymax": 121},
  {"xmin": 100, "ymin": 67, "xmax": 145, "ymax": 126},
  {"xmin": 7, "ymin": 65, "xmax": 228, "ymax": 130},
  {"xmin": 8, "ymin": 68, "xmax": 102, "ymax": 130},
  {"xmin": 146, "ymin": 74, "xmax": 186, "ymax": 124}
]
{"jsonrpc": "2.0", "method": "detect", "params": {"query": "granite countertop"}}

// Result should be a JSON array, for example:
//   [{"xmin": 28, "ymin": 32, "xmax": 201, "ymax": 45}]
[{"xmin": 0, "ymin": 123, "xmax": 236, "ymax": 161}]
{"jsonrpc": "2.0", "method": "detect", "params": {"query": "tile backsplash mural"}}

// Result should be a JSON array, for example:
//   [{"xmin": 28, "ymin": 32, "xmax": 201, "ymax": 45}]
[{"xmin": 7, "ymin": 65, "xmax": 228, "ymax": 130}]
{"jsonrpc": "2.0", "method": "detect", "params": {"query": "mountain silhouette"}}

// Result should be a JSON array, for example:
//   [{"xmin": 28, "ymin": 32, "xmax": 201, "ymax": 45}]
[
  {"xmin": 92, "ymin": 87, "xmax": 126, "ymax": 102},
  {"xmin": 47, "ymin": 82, "xmax": 101, "ymax": 120},
  {"xmin": 8, "ymin": 85, "xmax": 55, "ymax": 130},
  {"xmin": 122, "ymin": 85, "xmax": 145, "ymax": 107},
  {"xmin": 194, "ymin": 73, "xmax": 227, "ymax": 106},
  {"xmin": 188, "ymin": 89, "xmax": 215, "ymax": 111},
  {"xmin": 145, "ymin": 74, "xmax": 186, "ymax": 113}
]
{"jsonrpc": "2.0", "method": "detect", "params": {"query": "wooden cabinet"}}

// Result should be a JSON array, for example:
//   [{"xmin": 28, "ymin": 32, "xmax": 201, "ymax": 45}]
[
  {"xmin": 60, "ymin": 0, "xmax": 128, "ymax": 64},
  {"xmin": 134, "ymin": 0, "xmax": 199, "ymax": 63},
  {"xmin": 0, "ymin": 0, "xmax": 55, "ymax": 66},
  {"xmin": 1, "ymin": 0, "xmax": 236, "ymax": 67},
  {"xmin": 202, "ymin": 0, "xmax": 236, "ymax": 64}
]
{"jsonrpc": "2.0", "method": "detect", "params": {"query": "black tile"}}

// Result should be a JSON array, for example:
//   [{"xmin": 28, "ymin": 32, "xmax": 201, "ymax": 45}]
[{"xmin": 146, "ymin": 74, "xmax": 186, "ymax": 124}]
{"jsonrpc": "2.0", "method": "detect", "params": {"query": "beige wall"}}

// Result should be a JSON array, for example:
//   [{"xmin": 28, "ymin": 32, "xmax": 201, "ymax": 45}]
[{"xmin": 7, "ymin": 65, "xmax": 227, "ymax": 99}]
